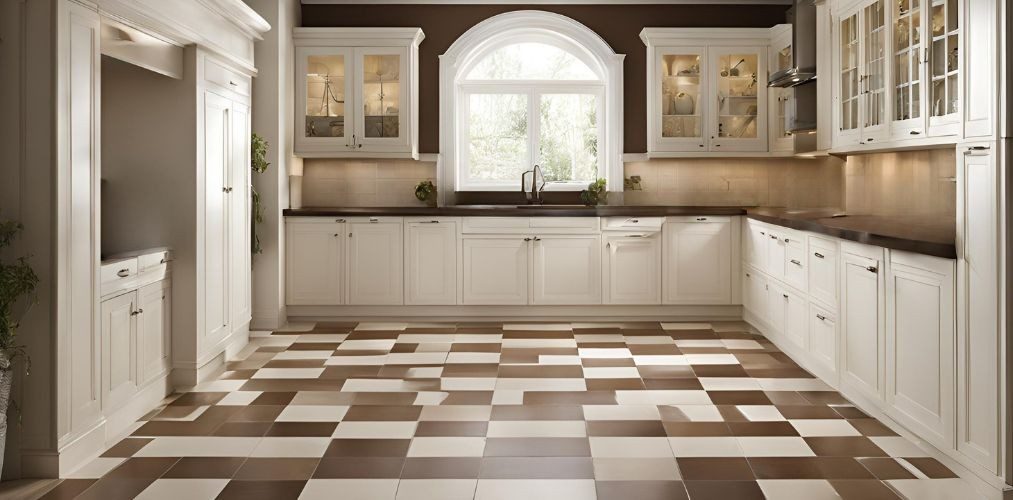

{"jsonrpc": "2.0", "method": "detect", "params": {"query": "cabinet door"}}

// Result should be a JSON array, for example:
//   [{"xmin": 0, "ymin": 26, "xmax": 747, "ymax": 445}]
[
  {"xmin": 347, "ymin": 219, "xmax": 404, "ymax": 305},
  {"xmin": 961, "ymin": 0, "xmax": 997, "ymax": 139},
  {"xmin": 137, "ymin": 281, "xmax": 171, "ymax": 386},
  {"xmin": 885, "ymin": 252, "xmax": 954, "ymax": 449},
  {"xmin": 840, "ymin": 248, "xmax": 885, "ymax": 403},
  {"xmin": 654, "ymin": 47, "xmax": 708, "ymax": 152},
  {"xmin": 603, "ymin": 233, "xmax": 661, "ymax": 305},
  {"xmin": 743, "ymin": 268, "xmax": 769, "ymax": 322},
  {"xmin": 859, "ymin": 0, "xmax": 889, "ymax": 145},
  {"xmin": 835, "ymin": 6, "xmax": 863, "ymax": 146},
  {"xmin": 767, "ymin": 282, "xmax": 788, "ymax": 337},
  {"xmin": 785, "ymin": 288, "xmax": 809, "ymax": 353},
  {"xmin": 889, "ymin": 0, "xmax": 927, "ymax": 137},
  {"xmin": 708, "ymin": 47, "xmax": 767, "ymax": 152},
  {"xmin": 745, "ymin": 220, "xmax": 769, "ymax": 271},
  {"xmin": 766, "ymin": 229, "xmax": 787, "ymax": 282},
  {"xmin": 532, "ymin": 235, "xmax": 601, "ymax": 305},
  {"xmin": 462, "ymin": 237, "xmax": 529, "ymax": 305},
  {"xmin": 354, "ymin": 47, "xmax": 410, "ymax": 153},
  {"xmin": 769, "ymin": 26, "xmax": 794, "ymax": 153},
  {"xmin": 784, "ymin": 234, "xmax": 807, "ymax": 292},
  {"xmin": 203, "ymin": 91, "xmax": 231, "ymax": 344},
  {"xmin": 286, "ymin": 219, "xmax": 345, "ymax": 305},
  {"xmin": 663, "ymin": 219, "xmax": 732, "ymax": 304},
  {"xmin": 229, "ymin": 100, "xmax": 251, "ymax": 329},
  {"xmin": 926, "ymin": 0, "xmax": 962, "ymax": 136},
  {"xmin": 405, "ymin": 220, "xmax": 458, "ymax": 305},
  {"xmin": 295, "ymin": 46, "xmax": 354, "ymax": 154},
  {"xmin": 956, "ymin": 142, "xmax": 1000, "ymax": 473},
  {"xmin": 808, "ymin": 236, "xmax": 840, "ymax": 308},
  {"xmin": 102, "ymin": 292, "xmax": 137, "ymax": 411},
  {"xmin": 809, "ymin": 303, "xmax": 839, "ymax": 383}
]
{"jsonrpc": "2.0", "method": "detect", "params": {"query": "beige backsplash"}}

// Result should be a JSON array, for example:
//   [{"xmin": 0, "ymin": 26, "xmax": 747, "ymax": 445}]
[{"xmin": 301, "ymin": 149, "xmax": 955, "ymax": 216}]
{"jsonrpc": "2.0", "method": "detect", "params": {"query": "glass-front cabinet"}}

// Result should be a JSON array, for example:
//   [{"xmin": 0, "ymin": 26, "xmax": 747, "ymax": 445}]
[
  {"xmin": 644, "ymin": 29, "xmax": 769, "ymax": 154},
  {"xmin": 294, "ymin": 28, "xmax": 423, "ymax": 158},
  {"xmin": 891, "ymin": 0, "xmax": 924, "ymax": 135},
  {"xmin": 769, "ymin": 24, "xmax": 793, "ymax": 153},
  {"xmin": 834, "ymin": 0, "xmax": 889, "ymax": 146},
  {"xmin": 926, "ymin": 0, "xmax": 960, "ymax": 135}
]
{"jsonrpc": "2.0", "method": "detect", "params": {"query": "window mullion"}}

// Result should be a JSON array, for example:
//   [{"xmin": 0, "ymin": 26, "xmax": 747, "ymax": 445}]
[{"xmin": 528, "ymin": 89, "xmax": 539, "ymax": 170}]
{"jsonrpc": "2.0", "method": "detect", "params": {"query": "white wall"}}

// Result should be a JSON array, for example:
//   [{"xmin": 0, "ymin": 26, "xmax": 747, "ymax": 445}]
[{"xmin": 247, "ymin": 0, "xmax": 299, "ymax": 331}]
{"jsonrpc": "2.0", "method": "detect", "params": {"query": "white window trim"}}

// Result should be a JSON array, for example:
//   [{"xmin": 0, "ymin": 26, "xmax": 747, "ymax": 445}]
[{"xmin": 439, "ymin": 10, "xmax": 625, "ymax": 197}]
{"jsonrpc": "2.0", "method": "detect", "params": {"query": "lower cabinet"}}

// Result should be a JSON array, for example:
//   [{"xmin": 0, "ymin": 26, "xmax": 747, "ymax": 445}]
[
  {"xmin": 742, "ymin": 267, "xmax": 768, "ymax": 322},
  {"xmin": 839, "ymin": 244, "xmax": 886, "ymax": 403},
  {"xmin": 462, "ymin": 236, "xmax": 529, "ymax": 305},
  {"xmin": 662, "ymin": 217, "xmax": 732, "ymax": 304},
  {"xmin": 766, "ymin": 283, "xmax": 807, "ymax": 354},
  {"xmin": 885, "ymin": 250, "xmax": 955, "ymax": 449},
  {"xmin": 101, "ymin": 279, "xmax": 171, "ymax": 412},
  {"xmin": 286, "ymin": 218, "xmax": 345, "ymax": 305},
  {"xmin": 348, "ymin": 218, "xmax": 404, "ymax": 305},
  {"xmin": 603, "ymin": 233, "xmax": 662, "ymax": 304},
  {"xmin": 531, "ymin": 235, "xmax": 601, "ymax": 305},
  {"xmin": 405, "ymin": 218, "xmax": 459, "ymax": 305},
  {"xmin": 808, "ymin": 235, "xmax": 839, "ymax": 307},
  {"xmin": 808, "ymin": 302, "xmax": 838, "ymax": 383}
]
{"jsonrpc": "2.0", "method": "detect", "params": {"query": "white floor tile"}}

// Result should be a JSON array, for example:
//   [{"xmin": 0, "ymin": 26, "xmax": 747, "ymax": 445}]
[
  {"xmin": 736, "ymin": 405, "xmax": 786, "ymax": 422},
  {"xmin": 300, "ymin": 479, "xmax": 399, "ymax": 500},
  {"xmin": 582, "ymin": 405, "xmax": 660, "ymax": 421},
  {"xmin": 589, "ymin": 437, "xmax": 674, "ymax": 458},
  {"xmin": 333, "ymin": 421, "xmax": 418, "ymax": 439},
  {"xmin": 407, "ymin": 437, "xmax": 486, "ymax": 457},
  {"xmin": 736, "ymin": 437, "xmax": 815, "ymax": 457},
  {"xmin": 886, "ymin": 479, "xmax": 986, "ymax": 500},
  {"xmin": 251, "ymin": 368, "xmax": 325, "ymax": 379},
  {"xmin": 582, "ymin": 367, "xmax": 640, "ymax": 379},
  {"xmin": 631, "ymin": 355, "xmax": 689, "ymax": 366},
  {"xmin": 395, "ymin": 479, "xmax": 477, "ymax": 500},
  {"xmin": 474, "ymin": 479, "xmax": 596, "ymax": 500},
  {"xmin": 592, "ymin": 458, "xmax": 680, "ymax": 480},
  {"xmin": 789, "ymin": 419, "xmax": 861, "ymax": 437},
  {"xmin": 757, "ymin": 479, "xmax": 841, "ymax": 500},
  {"xmin": 135, "ymin": 479, "xmax": 229, "ymax": 500},
  {"xmin": 414, "ymin": 392, "xmax": 450, "ymax": 405},
  {"xmin": 216, "ymin": 391, "xmax": 263, "ymax": 406},
  {"xmin": 385, "ymin": 352, "xmax": 450, "ymax": 365},
  {"xmin": 684, "ymin": 354, "xmax": 740, "ymax": 365},
  {"xmin": 757, "ymin": 378, "xmax": 834, "ymax": 392},
  {"xmin": 133, "ymin": 437, "xmax": 261, "ymax": 457},
  {"xmin": 578, "ymin": 348, "xmax": 632, "ymax": 359},
  {"xmin": 441, "ymin": 378, "xmax": 497, "ymax": 391},
  {"xmin": 502, "ymin": 339, "xmax": 577, "ymax": 348},
  {"xmin": 668, "ymin": 437, "xmax": 745, "ymax": 457},
  {"xmin": 536, "ymin": 355, "xmax": 582, "ymax": 365},
  {"xmin": 486, "ymin": 421, "xmax": 586, "ymax": 438},
  {"xmin": 667, "ymin": 405, "xmax": 724, "ymax": 421},
  {"xmin": 419, "ymin": 405, "xmax": 492, "ymax": 421},
  {"xmin": 325, "ymin": 355, "xmax": 389, "ymax": 366},
  {"xmin": 276, "ymin": 405, "xmax": 349, "ymax": 422},
  {"xmin": 494, "ymin": 378, "xmax": 586, "ymax": 391},
  {"xmin": 275, "ymin": 350, "xmax": 335, "ymax": 360},
  {"xmin": 66, "ymin": 457, "xmax": 127, "ymax": 479},
  {"xmin": 722, "ymin": 339, "xmax": 764, "ymax": 350},
  {"xmin": 337, "ymin": 339, "xmax": 397, "ymax": 351},
  {"xmin": 698, "ymin": 377, "xmax": 763, "ymax": 390},
  {"xmin": 250, "ymin": 437, "xmax": 331, "ymax": 457},
  {"xmin": 490, "ymin": 390, "xmax": 525, "ymax": 405},
  {"xmin": 446, "ymin": 353, "xmax": 501, "ymax": 364}
]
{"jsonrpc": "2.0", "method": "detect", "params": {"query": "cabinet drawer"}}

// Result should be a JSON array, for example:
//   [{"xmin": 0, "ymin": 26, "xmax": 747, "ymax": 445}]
[
  {"xmin": 462, "ymin": 217, "xmax": 530, "ymax": 233},
  {"xmin": 101, "ymin": 258, "xmax": 138, "ymax": 297},
  {"xmin": 784, "ymin": 236, "xmax": 807, "ymax": 292},
  {"xmin": 205, "ymin": 57, "xmax": 251, "ymax": 96},
  {"xmin": 809, "ymin": 302, "xmax": 838, "ymax": 383},
  {"xmin": 529, "ymin": 217, "xmax": 599, "ymax": 231},
  {"xmin": 602, "ymin": 216, "xmax": 665, "ymax": 231},
  {"xmin": 808, "ymin": 235, "xmax": 839, "ymax": 309}
]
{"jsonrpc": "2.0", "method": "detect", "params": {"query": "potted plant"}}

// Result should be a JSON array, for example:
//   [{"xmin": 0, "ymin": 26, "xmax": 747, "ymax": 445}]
[
  {"xmin": 580, "ymin": 178, "xmax": 608, "ymax": 206},
  {"xmin": 0, "ymin": 217, "xmax": 38, "ymax": 474},
  {"xmin": 414, "ymin": 180, "xmax": 437, "ymax": 207},
  {"xmin": 251, "ymin": 133, "xmax": 269, "ymax": 254}
]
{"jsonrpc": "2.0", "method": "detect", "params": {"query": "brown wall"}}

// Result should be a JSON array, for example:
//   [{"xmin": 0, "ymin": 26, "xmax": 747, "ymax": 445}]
[{"xmin": 301, "ymin": 4, "xmax": 789, "ymax": 153}]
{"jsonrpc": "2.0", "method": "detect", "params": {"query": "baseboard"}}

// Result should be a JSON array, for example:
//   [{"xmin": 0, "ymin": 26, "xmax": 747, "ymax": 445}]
[{"xmin": 286, "ymin": 304, "xmax": 743, "ymax": 322}]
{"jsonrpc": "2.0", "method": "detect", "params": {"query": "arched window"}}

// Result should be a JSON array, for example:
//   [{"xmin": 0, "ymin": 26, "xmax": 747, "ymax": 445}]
[{"xmin": 440, "ymin": 11, "xmax": 624, "ymax": 193}]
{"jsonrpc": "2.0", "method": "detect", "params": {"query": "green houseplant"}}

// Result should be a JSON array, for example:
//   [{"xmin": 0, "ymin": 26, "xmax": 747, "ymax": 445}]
[
  {"xmin": 579, "ymin": 178, "xmax": 608, "ymax": 206},
  {"xmin": 0, "ymin": 217, "xmax": 38, "ymax": 474},
  {"xmin": 414, "ymin": 180, "xmax": 437, "ymax": 207},
  {"xmin": 251, "ymin": 133, "xmax": 270, "ymax": 254}
]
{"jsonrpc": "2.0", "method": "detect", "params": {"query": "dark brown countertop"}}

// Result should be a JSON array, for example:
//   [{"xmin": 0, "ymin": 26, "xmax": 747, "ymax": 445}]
[{"xmin": 283, "ymin": 205, "xmax": 957, "ymax": 259}]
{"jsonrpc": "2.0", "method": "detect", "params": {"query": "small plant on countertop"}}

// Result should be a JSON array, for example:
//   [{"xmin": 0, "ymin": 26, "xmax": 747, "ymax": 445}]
[
  {"xmin": 415, "ymin": 180, "xmax": 437, "ymax": 207},
  {"xmin": 251, "ymin": 133, "xmax": 269, "ymax": 254},
  {"xmin": 0, "ymin": 216, "xmax": 38, "ymax": 475},
  {"xmin": 580, "ymin": 178, "xmax": 608, "ymax": 206}
]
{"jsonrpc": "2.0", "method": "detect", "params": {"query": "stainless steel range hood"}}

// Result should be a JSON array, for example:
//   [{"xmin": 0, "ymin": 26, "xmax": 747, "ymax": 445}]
[{"xmin": 769, "ymin": 0, "xmax": 816, "ymax": 88}]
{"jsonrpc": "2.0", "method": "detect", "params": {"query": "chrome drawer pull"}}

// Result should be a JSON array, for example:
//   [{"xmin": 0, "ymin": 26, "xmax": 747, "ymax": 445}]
[
  {"xmin": 790, "ymin": 259, "xmax": 802, "ymax": 266},
  {"xmin": 814, "ymin": 252, "xmax": 825, "ymax": 259},
  {"xmin": 816, "ymin": 314, "xmax": 826, "ymax": 321},
  {"xmin": 117, "ymin": 269, "xmax": 130, "ymax": 278}
]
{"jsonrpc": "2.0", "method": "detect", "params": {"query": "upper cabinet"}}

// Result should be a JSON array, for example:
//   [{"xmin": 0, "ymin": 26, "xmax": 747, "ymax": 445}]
[
  {"xmin": 642, "ymin": 29, "xmax": 771, "ymax": 156},
  {"xmin": 294, "ymin": 28, "xmax": 424, "ymax": 159},
  {"xmin": 830, "ymin": 0, "xmax": 999, "ymax": 151},
  {"xmin": 768, "ymin": 24, "xmax": 794, "ymax": 154}
]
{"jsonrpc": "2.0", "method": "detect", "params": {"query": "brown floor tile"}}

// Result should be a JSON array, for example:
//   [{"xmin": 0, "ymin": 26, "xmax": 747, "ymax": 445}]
[
  {"xmin": 903, "ymin": 457, "xmax": 959, "ymax": 478},
  {"xmin": 162, "ymin": 457, "xmax": 246, "ymax": 479},
  {"xmin": 857, "ymin": 457, "xmax": 918, "ymax": 480},
  {"xmin": 498, "ymin": 365, "xmax": 584, "ymax": 378},
  {"xmin": 240, "ymin": 379, "xmax": 345, "ymax": 392},
  {"xmin": 401, "ymin": 457, "xmax": 482, "ymax": 478},
  {"xmin": 450, "ymin": 343, "xmax": 502, "ymax": 353},
  {"xmin": 776, "ymin": 405, "xmax": 844, "ymax": 419},
  {"xmin": 727, "ymin": 421, "xmax": 799, "ymax": 436},
  {"xmin": 849, "ymin": 418, "xmax": 899, "ymax": 436},
  {"xmin": 102, "ymin": 457, "xmax": 179, "ymax": 479},
  {"xmin": 587, "ymin": 420, "xmax": 667, "ymax": 437},
  {"xmin": 100, "ymin": 438, "xmax": 153, "ymax": 458},
  {"xmin": 596, "ymin": 480, "xmax": 688, "ymax": 500},
  {"xmin": 637, "ymin": 366, "xmax": 695, "ymax": 379},
  {"xmin": 415, "ymin": 421, "xmax": 489, "ymax": 437},
  {"xmin": 707, "ymin": 390, "xmax": 772, "ymax": 405},
  {"xmin": 627, "ymin": 345, "xmax": 681, "ymax": 355},
  {"xmin": 690, "ymin": 365, "xmax": 749, "ymax": 378},
  {"xmin": 319, "ymin": 366, "xmax": 381, "ymax": 379},
  {"xmin": 676, "ymin": 458, "xmax": 755, "ymax": 480},
  {"xmin": 683, "ymin": 480, "xmax": 765, "ymax": 500},
  {"xmin": 764, "ymin": 391, "xmax": 813, "ymax": 405},
  {"xmin": 441, "ymin": 391, "xmax": 495, "ymax": 405},
  {"xmin": 343, "ymin": 405, "xmax": 422, "ymax": 421},
  {"xmin": 586, "ymin": 378, "xmax": 646, "ymax": 391},
  {"xmin": 503, "ymin": 330, "xmax": 574, "ymax": 339},
  {"xmin": 804, "ymin": 437, "xmax": 889, "ymax": 457},
  {"xmin": 324, "ymin": 438, "xmax": 412, "ymax": 457},
  {"xmin": 167, "ymin": 392, "xmax": 228, "ymax": 406},
  {"xmin": 748, "ymin": 457, "xmax": 873, "ymax": 479},
  {"xmin": 351, "ymin": 392, "xmax": 419, "ymax": 405},
  {"xmin": 483, "ymin": 438, "xmax": 591, "ymax": 457},
  {"xmin": 716, "ymin": 405, "xmax": 750, "ymax": 422},
  {"xmin": 39, "ymin": 479, "xmax": 96, "ymax": 500},
  {"xmin": 500, "ymin": 348, "xmax": 577, "ymax": 363},
  {"xmin": 213, "ymin": 421, "xmax": 273, "ymax": 437},
  {"xmin": 643, "ymin": 378, "xmax": 703, "ymax": 390},
  {"xmin": 834, "ymin": 405, "xmax": 871, "ymax": 419},
  {"xmin": 215, "ymin": 480, "xmax": 306, "ymax": 500},
  {"xmin": 581, "ymin": 358, "xmax": 636, "ymax": 367},
  {"xmin": 263, "ymin": 359, "xmax": 327, "ymax": 368},
  {"xmin": 266, "ymin": 422, "xmax": 339, "ymax": 437},
  {"xmin": 221, "ymin": 369, "xmax": 258, "ymax": 380},
  {"xmin": 830, "ymin": 479, "xmax": 903, "ymax": 499},
  {"xmin": 313, "ymin": 457, "xmax": 405, "ymax": 478},
  {"xmin": 233, "ymin": 458, "xmax": 320, "ymax": 481},
  {"xmin": 288, "ymin": 342, "xmax": 341, "ymax": 351},
  {"xmin": 523, "ymin": 391, "xmax": 616, "ymax": 405},
  {"xmin": 479, "ymin": 457, "xmax": 594, "ymax": 479},
  {"xmin": 490, "ymin": 405, "xmax": 584, "ymax": 421},
  {"xmin": 74, "ymin": 478, "xmax": 154, "ymax": 500},
  {"xmin": 227, "ymin": 405, "xmax": 285, "ymax": 422},
  {"xmin": 801, "ymin": 391, "xmax": 851, "ymax": 405},
  {"xmin": 746, "ymin": 367, "xmax": 815, "ymax": 378}
]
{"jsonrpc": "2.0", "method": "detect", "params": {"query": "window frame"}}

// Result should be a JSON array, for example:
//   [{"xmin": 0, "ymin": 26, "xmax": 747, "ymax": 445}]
[{"xmin": 439, "ymin": 10, "xmax": 624, "ymax": 198}]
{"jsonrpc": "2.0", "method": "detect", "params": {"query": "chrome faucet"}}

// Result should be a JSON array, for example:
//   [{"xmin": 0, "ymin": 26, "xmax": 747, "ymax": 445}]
[{"xmin": 521, "ymin": 164, "xmax": 546, "ymax": 204}]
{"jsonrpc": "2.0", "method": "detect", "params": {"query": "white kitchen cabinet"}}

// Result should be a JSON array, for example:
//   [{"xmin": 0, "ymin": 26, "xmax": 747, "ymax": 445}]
[
  {"xmin": 603, "ymin": 233, "xmax": 662, "ymax": 305},
  {"xmin": 885, "ymin": 250, "xmax": 955, "ymax": 449},
  {"xmin": 294, "ymin": 28, "xmax": 424, "ymax": 158},
  {"xmin": 783, "ymin": 231, "xmax": 807, "ymax": 292},
  {"xmin": 961, "ymin": 0, "xmax": 999, "ymax": 139},
  {"xmin": 832, "ymin": 0, "xmax": 889, "ymax": 148},
  {"xmin": 765, "ymin": 227, "xmax": 788, "ymax": 283},
  {"xmin": 768, "ymin": 24, "xmax": 794, "ymax": 154},
  {"xmin": 808, "ymin": 235, "xmax": 840, "ymax": 309},
  {"xmin": 765, "ymin": 281, "xmax": 808, "ymax": 355},
  {"xmin": 531, "ymin": 236, "xmax": 601, "ymax": 305},
  {"xmin": 202, "ymin": 90, "xmax": 233, "ymax": 345},
  {"xmin": 956, "ymin": 141, "xmax": 1001, "ymax": 473},
  {"xmin": 743, "ymin": 267, "xmax": 769, "ymax": 323},
  {"xmin": 462, "ymin": 236, "xmax": 530, "ymax": 305},
  {"xmin": 405, "ymin": 218, "xmax": 459, "ymax": 305},
  {"xmin": 286, "ymin": 218, "xmax": 346, "ymax": 306},
  {"xmin": 137, "ymin": 280, "xmax": 171, "ymax": 386},
  {"xmin": 229, "ymin": 100, "xmax": 252, "ymax": 330},
  {"xmin": 744, "ymin": 219, "xmax": 769, "ymax": 271},
  {"xmin": 663, "ymin": 217, "xmax": 732, "ymax": 304},
  {"xmin": 101, "ymin": 292, "xmax": 137, "ymax": 412},
  {"xmin": 641, "ymin": 30, "xmax": 769, "ymax": 155},
  {"xmin": 347, "ymin": 218, "xmax": 404, "ymax": 305},
  {"xmin": 809, "ymin": 303, "xmax": 839, "ymax": 384},
  {"xmin": 839, "ymin": 243, "xmax": 886, "ymax": 403}
]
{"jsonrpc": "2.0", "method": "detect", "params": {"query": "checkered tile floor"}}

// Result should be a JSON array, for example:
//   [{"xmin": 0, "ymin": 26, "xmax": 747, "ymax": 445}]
[{"xmin": 42, "ymin": 322, "xmax": 981, "ymax": 499}]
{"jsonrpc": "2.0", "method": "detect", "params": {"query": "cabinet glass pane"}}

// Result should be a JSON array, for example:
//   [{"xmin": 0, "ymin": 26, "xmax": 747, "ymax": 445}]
[
  {"xmin": 362, "ymin": 54, "xmax": 401, "ymax": 138},
  {"xmin": 892, "ymin": 0, "xmax": 922, "ymax": 121},
  {"xmin": 305, "ymin": 54, "xmax": 346, "ymax": 138},
  {"xmin": 715, "ymin": 52, "xmax": 760, "ymax": 139},
  {"xmin": 660, "ymin": 53, "xmax": 702, "ymax": 139},
  {"xmin": 863, "ymin": 0, "xmax": 886, "ymax": 128},
  {"xmin": 840, "ymin": 13, "xmax": 860, "ymax": 131},
  {"xmin": 929, "ymin": 0, "xmax": 959, "ymax": 117}
]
